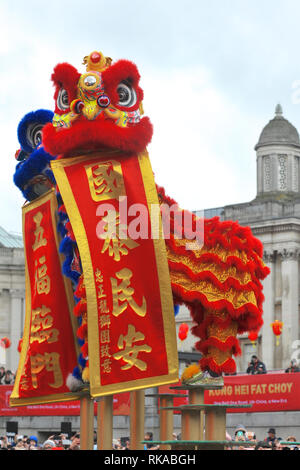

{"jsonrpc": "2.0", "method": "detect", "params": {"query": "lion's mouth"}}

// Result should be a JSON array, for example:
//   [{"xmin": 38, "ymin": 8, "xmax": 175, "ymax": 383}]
[{"xmin": 42, "ymin": 116, "xmax": 153, "ymax": 158}]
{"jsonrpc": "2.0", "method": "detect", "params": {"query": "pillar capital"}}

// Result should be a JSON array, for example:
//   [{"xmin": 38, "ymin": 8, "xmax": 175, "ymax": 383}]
[
  {"xmin": 278, "ymin": 248, "xmax": 300, "ymax": 261},
  {"xmin": 263, "ymin": 250, "xmax": 276, "ymax": 264}
]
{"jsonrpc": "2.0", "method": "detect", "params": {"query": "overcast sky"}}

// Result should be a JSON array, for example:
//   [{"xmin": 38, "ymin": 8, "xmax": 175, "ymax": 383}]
[{"xmin": 2, "ymin": 0, "xmax": 300, "ymax": 233}]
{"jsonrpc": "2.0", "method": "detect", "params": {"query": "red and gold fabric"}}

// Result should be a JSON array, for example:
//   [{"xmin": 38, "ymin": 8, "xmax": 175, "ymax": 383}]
[
  {"xmin": 157, "ymin": 185, "xmax": 270, "ymax": 374},
  {"xmin": 51, "ymin": 151, "xmax": 178, "ymax": 397},
  {"xmin": 10, "ymin": 190, "xmax": 80, "ymax": 406}
]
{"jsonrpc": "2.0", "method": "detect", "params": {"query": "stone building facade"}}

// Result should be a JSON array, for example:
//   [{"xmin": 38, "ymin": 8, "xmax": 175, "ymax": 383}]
[{"xmin": 0, "ymin": 228, "xmax": 25, "ymax": 374}]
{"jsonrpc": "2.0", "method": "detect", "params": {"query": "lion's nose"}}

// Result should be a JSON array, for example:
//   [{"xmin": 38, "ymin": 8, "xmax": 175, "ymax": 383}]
[{"xmin": 97, "ymin": 94, "xmax": 110, "ymax": 108}]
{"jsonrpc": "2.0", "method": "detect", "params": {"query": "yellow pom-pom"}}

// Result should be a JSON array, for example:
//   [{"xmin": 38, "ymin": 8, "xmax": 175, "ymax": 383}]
[
  {"xmin": 181, "ymin": 364, "xmax": 201, "ymax": 382},
  {"xmin": 82, "ymin": 366, "xmax": 90, "ymax": 383}
]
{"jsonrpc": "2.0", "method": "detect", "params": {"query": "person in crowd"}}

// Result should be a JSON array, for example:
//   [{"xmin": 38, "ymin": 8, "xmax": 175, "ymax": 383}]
[
  {"xmin": 28, "ymin": 435, "xmax": 38, "ymax": 448},
  {"xmin": 233, "ymin": 424, "xmax": 247, "ymax": 440},
  {"xmin": 143, "ymin": 431, "xmax": 159, "ymax": 450},
  {"xmin": 233, "ymin": 425, "xmax": 247, "ymax": 450},
  {"xmin": 246, "ymin": 355, "xmax": 267, "ymax": 374},
  {"xmin": 4, "ymin": 370, "xmax": 14, "ymax": 385},
  {"xmin": 42, "ymin": 439, "xmax": 56, "ymax": 450},
  {"xmin": 285, "ymin": 360, "xmax": 300, "ymax": 373},
  {"xmin": 0, "ymin": 367, "xmax": 5, "ymax": 384},
  {"xmin": 286, "ymin": 436, "xmax": 299, "ymax": 450},
  {"xmin": 68, "ymin": 433, "xmax": 80, "ymax": 450},
  {"xmin": 264, "ymin": 428, "xmax": 278, "ymax": 445},
  {"xmin": 255, "ymin": 441, "xmax": 273, "ymax": 450}
]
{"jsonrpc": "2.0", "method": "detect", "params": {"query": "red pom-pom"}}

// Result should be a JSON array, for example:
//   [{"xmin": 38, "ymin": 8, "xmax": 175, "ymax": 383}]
[
  {"xmin": 17, "ymin": 339, "xmax": 23, "ymax": 353},
  {"xmin": 77, "ymin": 323, "xmax": 87, "ymax": 340},
  {"xmin": 81, "ymin": 342, "xmax": 88, "ymax": 358}
]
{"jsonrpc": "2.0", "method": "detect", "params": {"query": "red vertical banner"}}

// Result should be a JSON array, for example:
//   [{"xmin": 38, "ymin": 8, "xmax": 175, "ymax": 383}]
[
  {"xmin": 10, "ymin": 190, "xmax": 80, "ymax": 406},
  {"xmin": 51, "ymin": 150, "xmax": 178, "ymax": 397}
]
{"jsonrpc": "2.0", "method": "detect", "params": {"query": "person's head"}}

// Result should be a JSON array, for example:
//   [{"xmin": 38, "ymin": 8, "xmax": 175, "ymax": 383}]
[
  {"xmin": 144, "ymin": 432, "xmax": 153, "ymax": 441},
  {"xmin": 43, "ymin": 440, "xmax": 55, "ymax": 450},
  {"xmin": 287, "ymin": 436, "xmax": 297, "ymax": 442},
  {"xmin": 268, "ymin": 428, "xmax": 276, "ymax": 438},
  {"xmin": 246, "ymin": 431, "xmax": 256, "ymax": 441},
  {"xmin": 15, "ymin": 440, "xmax": 24, "ymax": 449},
  {"xmin": 251, "ymin": 355, "xmax": 258, "ymax": 364},
  {"xmin": 234, "ymin": 424, "xmax": 247, "ymax": 439},
  {"xmin": 29, "ymin": 436, "xmax": 38, "ymax": 447},
  {"xmin": 72, "ymin": 433, "xmax": 80, "ymax": 445}
]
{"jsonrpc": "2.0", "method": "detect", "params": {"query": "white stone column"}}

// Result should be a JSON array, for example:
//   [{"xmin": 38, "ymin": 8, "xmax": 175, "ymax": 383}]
[
  {"xmin": 9, "ymin": 290, "xmax": 24, "ymax": 373},
  {"xmin": 280, "ymin": 249, "xmax": 299, "ymax": 369},
  {"xmin": 261, "ymin": 251, "xmax": 275, "ymax": 370}
]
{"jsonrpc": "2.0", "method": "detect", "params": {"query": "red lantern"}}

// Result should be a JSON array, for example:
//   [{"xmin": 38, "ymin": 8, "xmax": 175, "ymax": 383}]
[
  {"xmin": 0, "ymin": 337, "xmax": 11, "ymax": 349},
  {"xmin": 178, "ymin": 323, "xmax": 189, "ymax": 341},
  {"xmin": 271, "ymin": 320, "xmax": 283, "ymax": 346},
  {"xmin": 248, "ymin": 330, "xmax": 258, "ymax": 348}
]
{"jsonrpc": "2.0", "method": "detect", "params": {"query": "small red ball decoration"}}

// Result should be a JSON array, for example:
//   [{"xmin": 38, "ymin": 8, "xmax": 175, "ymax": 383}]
[
  {"xmin": 178, "ymin": 323, "xmax": 189, "ymax": 341},
  {"xmin": 0, "ymin": 337, "xmax": 11, "ymax": 349}
]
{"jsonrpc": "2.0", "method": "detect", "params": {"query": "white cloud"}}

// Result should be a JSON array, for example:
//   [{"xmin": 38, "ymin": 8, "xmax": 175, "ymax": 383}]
[{"xmin": 142, "ymin": 66, "xmax": 259, "ymax": 212}]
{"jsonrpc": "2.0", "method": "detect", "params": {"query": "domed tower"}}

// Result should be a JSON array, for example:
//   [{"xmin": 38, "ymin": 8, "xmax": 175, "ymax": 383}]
[{"xmin": 255, "ymin": 104, "xmax": 300, "ymax": 198}]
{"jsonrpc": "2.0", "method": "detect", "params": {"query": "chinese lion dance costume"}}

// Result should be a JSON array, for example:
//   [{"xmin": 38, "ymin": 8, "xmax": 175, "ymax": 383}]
[{"xmin": 13, "ymin": 51, "xmax": 269, "ymax": 389}]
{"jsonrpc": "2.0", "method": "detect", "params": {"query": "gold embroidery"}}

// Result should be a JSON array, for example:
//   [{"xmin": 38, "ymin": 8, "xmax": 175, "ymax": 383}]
[
  {"xmin": 113, "ymin": 324, "xmax": 152, "ymax": 371},
  {"xmin": 85, "ymin": 160, "xmax": 125, "ymax": 201},
  {"xmin": 30, "ymin": 352, "xmax": 63, "ymax": 389},
  {"xmin": 110, "ymin": 268, "xmax": 147, "ymax": 317}
]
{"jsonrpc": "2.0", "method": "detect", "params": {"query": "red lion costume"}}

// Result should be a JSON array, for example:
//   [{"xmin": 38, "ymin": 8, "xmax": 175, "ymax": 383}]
[{"xmin": 24, "ymin": 51, "xmax": 270, "ymax": 387}]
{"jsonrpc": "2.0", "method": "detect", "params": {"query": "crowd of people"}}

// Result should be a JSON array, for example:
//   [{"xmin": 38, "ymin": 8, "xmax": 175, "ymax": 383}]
[
  {"xmin": 226, "ymin": 425, "xmax": 300, "ymax": 450},
  {"xmin": 0, "ymin": 433, "xmax": 81, "ymax": 450},
  {"xmin": 0, "ymin": 427, "xmax": 299, "ymax": 450},
  {"xmin": 245, "ymin": 355, "xmax": 300, "ymax": 375}
]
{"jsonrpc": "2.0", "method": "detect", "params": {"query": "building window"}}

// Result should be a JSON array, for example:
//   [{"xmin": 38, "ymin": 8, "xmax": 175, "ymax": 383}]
[
  {"xmin": 263, "ymin": 155, "xmax": 271, "ymax": 191},
  {"xmin": 292, "ymin": 155, "xmax": 299, "ymax": 192},
  {"xmin": 278, "ymin": 154, "xmax": 288, "ymax": 191}
]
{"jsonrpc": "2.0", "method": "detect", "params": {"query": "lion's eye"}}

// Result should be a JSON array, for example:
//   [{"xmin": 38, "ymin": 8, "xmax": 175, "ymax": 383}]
[
  {"xmin": 26, "ymin": 123, "xmax": 43, "ymax": 148},
  {"xmin": 57, "ymin": 88, "xmax": 69, "ymax": 111},
  {"xmin": 117, "ymin": 81, "xmax": 137, "ymax": 107}
]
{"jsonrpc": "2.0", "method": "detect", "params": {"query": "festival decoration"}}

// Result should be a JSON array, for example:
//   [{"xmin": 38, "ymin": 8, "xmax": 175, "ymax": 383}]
[
  {"xmin": 10, "ymin": 190, "xmax": 80, "ymax": 405},
  {"xmin": 248, "ymin": 330, "xmax": 258, "ymax": 348},
  {"xmin": 178, "ymin": 323, "xmax": 189, "ymax": 341},
  {"xmin": 271, "ymin": 320, "xmax": 283, "ymax": 346},
  {"xmin": 0, "ymin": 337, "xmax": 11, "ymax": 349},
  {"xmin": 11, "ymin": 50, "xmax": 270, "ymax": 402}
]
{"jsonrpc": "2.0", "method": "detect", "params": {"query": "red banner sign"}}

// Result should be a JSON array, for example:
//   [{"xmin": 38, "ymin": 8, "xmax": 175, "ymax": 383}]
[
  {"xmin": 3, "ymin": 386, "xmax": 130, "ymax": 416},
  {"xmin": 10, "ymin": 190, "xmax": 80, "ymax": 406},
  {"xmin": 51, "ymin": 151, "xmax": 178, "ymax": 397},
  {"xmin": 159, "ymin": 372, "xmax": 300, "ymax": 413}
]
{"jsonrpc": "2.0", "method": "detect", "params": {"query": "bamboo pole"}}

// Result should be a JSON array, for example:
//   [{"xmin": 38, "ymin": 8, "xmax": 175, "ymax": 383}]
[
  {"xmin": 130, "ymin": 390, "xmax": 145, "ymax": 450},
  {"xmin": 97, "ymin": 395, "xmax": 113, "ymax": 450}
]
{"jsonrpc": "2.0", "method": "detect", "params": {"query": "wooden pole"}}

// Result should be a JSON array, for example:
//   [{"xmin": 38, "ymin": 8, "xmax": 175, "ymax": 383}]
[
  {"xmin": 97, "ymin": 395, "xmax": 113, "ymax": 450},
  {"xmin": 80, "ymin": 395, "xmax": 94, "ymax": 450},
  {"xmin": 130, "ymin": 390, "xmax": 145, "ymax": 450},
  {"xmin": 160, "ymin": 396, "xmax": 174, "ymax": 450},
  {"xmin": 187, "ymin": 387, "xmax": 204, "ymax": 440}
]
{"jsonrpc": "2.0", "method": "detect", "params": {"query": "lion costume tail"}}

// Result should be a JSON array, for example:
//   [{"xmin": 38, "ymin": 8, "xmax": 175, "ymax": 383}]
[{"xmin": 157, "ymin": 185, "xmax": 270, "ymax": 375}]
